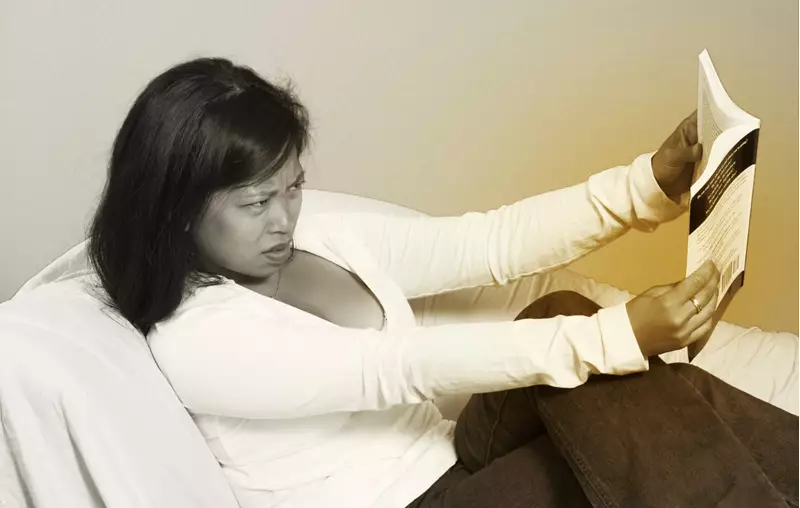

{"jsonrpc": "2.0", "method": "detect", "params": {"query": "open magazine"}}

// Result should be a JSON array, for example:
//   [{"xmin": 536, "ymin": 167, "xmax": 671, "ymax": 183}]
[{"xmin": 686, "ymin": 49, "xmax": 760, "ymax": 312}]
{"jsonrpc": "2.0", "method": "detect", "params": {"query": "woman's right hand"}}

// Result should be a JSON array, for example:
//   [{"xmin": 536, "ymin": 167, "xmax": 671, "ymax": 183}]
[{"xmin": 626, "ymin": 260, "xmax": 721, "ymax": 358}]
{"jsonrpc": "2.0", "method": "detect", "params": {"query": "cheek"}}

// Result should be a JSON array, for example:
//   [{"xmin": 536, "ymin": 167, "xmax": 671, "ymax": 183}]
[
  {"xmin": 290, "ymin": 193, "xmax": 303, "ymax": 227},
  {"xmin": 196, "ymin": 211, "xmax": 263, "ymax": 266}
]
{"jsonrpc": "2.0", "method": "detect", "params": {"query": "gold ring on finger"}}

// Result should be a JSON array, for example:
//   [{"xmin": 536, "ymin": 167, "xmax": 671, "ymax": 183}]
[{"xmin": 689, "ymin": 296, "xmax": 703, "ymax": 315}]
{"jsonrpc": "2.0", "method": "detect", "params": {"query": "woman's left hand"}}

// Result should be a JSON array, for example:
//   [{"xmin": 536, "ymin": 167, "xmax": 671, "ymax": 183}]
[{"xmin": 651, "ymin": 111, "xmax": 703, "ymax": 202}]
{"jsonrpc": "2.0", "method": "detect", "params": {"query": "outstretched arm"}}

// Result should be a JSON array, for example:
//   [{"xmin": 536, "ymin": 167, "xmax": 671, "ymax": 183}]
[{"xmin": 331, "ymin": 113, "xmax": 700, "ymax": 299}]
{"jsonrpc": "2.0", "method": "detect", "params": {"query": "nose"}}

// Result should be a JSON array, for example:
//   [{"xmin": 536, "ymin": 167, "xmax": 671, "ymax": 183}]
[{"xmin": 266, "ymin": 196, "xmax": 291, "ymax": 234}]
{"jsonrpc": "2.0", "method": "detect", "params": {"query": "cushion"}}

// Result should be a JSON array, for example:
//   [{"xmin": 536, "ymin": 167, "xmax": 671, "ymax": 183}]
[{"xmin": 0, "ymin": 278, "xmax": 239, "ymax": 508}]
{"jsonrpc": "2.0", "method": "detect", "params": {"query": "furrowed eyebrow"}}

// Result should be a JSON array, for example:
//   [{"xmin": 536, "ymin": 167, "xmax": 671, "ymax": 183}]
[{"xmin": 242, "ymin": 171, "xmax": 306, "ymax": 199}]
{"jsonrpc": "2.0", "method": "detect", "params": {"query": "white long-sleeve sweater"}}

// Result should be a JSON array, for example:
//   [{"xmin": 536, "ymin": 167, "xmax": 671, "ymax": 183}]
[{"xmin": 147, "ymin": 152, "xmax": 686, "ymax": 508}]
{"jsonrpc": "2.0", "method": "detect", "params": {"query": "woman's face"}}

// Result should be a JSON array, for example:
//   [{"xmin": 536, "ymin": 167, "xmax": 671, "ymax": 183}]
[{"xmin": 194, "ymin": 151, "xmax": 305, "ymax": 280}]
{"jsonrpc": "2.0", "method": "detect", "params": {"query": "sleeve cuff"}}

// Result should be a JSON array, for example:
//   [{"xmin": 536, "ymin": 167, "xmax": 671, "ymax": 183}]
[
  {"xmin": 630, "ymin": 152, "xmax": 688, "ymax": 224},
  {"xmin": 595, "ymin": 302, "xmax": 649, "ymax": 375}
]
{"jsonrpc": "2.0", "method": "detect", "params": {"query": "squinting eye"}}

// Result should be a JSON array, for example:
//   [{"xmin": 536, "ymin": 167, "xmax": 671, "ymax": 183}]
[
  {"xmin": 249, "ymin": 199, "xmax": 269, "ymax": 208},
  {"xmin": 291, "ymin": 180, "xmax": 306, "ymax": 191}
]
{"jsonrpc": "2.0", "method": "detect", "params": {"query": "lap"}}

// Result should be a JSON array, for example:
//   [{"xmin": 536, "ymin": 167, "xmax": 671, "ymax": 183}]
[
  {"xmin": 413, "ymin": 291, "xmax": 600, "ymax": 508},
  {"xmin": 454, "ymin": 290, "xmax": 601, "ymax": 472},
  {"xmin": 448, "ymin": 291, "xmax": 797, "ymax": 507},
  {"xmin": 408, "ymin": 435, "xmax": 591, "ymax": 508}
]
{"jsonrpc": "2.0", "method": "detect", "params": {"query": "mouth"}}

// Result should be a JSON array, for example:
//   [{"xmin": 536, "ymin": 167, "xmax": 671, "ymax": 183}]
[
  {"xmin": 265, "ymin": 243, "xmax": 288, "ymax": 253},
  {"xmin": 263, "ymin": 243, "xmax": 291, "ymax": 260}
]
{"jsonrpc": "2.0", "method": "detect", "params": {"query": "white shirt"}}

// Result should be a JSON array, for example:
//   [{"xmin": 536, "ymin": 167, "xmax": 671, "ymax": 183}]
[{"xmin": 147, "ymin": 152, "xmax": 685, "ymax": 508}]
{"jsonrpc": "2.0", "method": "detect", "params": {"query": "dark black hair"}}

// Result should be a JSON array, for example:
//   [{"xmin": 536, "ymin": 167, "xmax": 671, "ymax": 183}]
[{"xmin": 88, "ymin": 57, "xmax": 310, "ymax": 335}]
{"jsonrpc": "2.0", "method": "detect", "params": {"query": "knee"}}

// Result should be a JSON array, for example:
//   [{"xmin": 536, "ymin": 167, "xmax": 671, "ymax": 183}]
[
  {"xmin": 515, "ymin": 290, "xmax": 602, "ymax": 321},
  {"xmin": 666, "ymin": 362, "xmax": 720, "ymax": 399},
  {"xmin": 668, "ymin": 362, "xmax": 706, "ymax": 381}
]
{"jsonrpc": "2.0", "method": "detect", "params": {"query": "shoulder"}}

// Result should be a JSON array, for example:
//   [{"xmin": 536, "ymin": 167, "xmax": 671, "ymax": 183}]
[
  {"xmin": 296, "ymin": 207, "xmax": 409, "ymax": 237},
  {"xmin": 294, "ymin": 211, "xmax": 381, "ymax": 263},
  {"xmin": 297, "ymin": 209, "xmax": 423, "ymax": 246},
  {"xmin": 147, "ymin": 282, "xmax": 278, "ymax": 346}
]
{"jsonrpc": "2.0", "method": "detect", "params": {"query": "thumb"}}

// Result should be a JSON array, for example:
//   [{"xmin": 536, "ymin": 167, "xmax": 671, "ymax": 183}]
[
  {"xmin": 672, "ymin": 144, "xmax": 702, "ymax": 164},
  {"xmin": 688, "ymin": 143, "xmax": 703, "ymax": 162}
]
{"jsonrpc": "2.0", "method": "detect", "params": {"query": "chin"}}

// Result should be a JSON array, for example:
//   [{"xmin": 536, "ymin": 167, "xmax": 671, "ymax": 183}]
[
  {"xmin": 236, "ymin": 265, "xmax": 272, "ymax": 279},
  {"xmin": 216, "ymin": 260, "xmax": 274, "ymax": 282},
  {"xmin": 253, "ymin": 259, "xmax": 284, "ymax": 277}
]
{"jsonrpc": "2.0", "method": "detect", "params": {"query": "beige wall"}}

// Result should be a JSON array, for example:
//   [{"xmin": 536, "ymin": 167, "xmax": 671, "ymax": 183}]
[{"xmin": 1, "ymin": 1, "xmax": 797, "ymax": 333}]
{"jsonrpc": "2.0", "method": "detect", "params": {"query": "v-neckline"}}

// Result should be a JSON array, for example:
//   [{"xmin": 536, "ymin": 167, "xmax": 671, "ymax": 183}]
[
  {"xmin": 283, "ymin": 248, "xmax": 388, "ymax": 331},
  {"xmin": 230, "ymin": 212, "xmax": 420, "ymax": 332}
]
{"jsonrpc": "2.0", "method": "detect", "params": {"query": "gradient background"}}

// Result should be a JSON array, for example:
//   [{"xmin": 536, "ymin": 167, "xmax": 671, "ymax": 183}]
[{"xmin": 1, "ymin": 0, "xmax": 797, "ymax": 333}]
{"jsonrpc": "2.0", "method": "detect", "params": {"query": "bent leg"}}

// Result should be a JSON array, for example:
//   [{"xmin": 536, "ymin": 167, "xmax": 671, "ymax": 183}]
[
  {"xmin": 672, "ymin": 362, "xmax": 798, "ymax": 505},
  {"xmin": 435, "ymin": 292, "xmax": 601, "ymax": 508},
  {"xmin": 514, "ymin": 293, "xmax": 797, "ymax": 506},
  {"xmin": 535, "ymin": 361, "xmax": 796, "ymax": 507},
  {"xmin": 454, "ymin": 291, "xmax": 797, "ymax": 507},
  {"xmin": 455, "ymin": 291, "xmax": 602, "ymax": 472},
  {"xmin": 409, "ymin": 435, "xmax": 591, "ymax": 508}
]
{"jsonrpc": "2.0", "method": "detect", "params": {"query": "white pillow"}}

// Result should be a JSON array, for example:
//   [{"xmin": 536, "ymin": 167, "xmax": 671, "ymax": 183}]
[{"xmin": 0, "ymin": 278, "xmax": 239, "ymax": 508}]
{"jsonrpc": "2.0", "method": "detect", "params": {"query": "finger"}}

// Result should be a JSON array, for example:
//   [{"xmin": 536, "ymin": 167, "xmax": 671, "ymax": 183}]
[
  {"xmin": 683, "ymin": 268, "xmax": 720, "ymax": 325},
  {"xmin": 643, "ymin": 283, "xmax": 675, "ymax": 298},
  {"xmin": 667, "ymin": 260, "xmax": 716, "ymax": 304},
  {"xmin": 667, "ymin": 144, "xmax": 702, "ymax": 165},
  {"xmin": 685, "ymin": 318, "xmax": 714, "ymax": 347},
  {"xmin": 687, "ymin": 291, "xmax": 718, "ymax": 339},
  {"xmin": 682, "ymin": 279, "xmax": 718, "ymax": 325},
  {"xmin": 683, "ymin": 111, "xmax": 699, "ymax": 145},
  {"xmin": 688, "ymin": 143, "xmax": 702, "ymax": 162}
]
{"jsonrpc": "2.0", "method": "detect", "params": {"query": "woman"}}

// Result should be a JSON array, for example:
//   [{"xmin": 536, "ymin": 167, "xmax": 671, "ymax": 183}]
[{"xmin": 89, "ymin": 58, "xmax": 797, "ymax": 507}]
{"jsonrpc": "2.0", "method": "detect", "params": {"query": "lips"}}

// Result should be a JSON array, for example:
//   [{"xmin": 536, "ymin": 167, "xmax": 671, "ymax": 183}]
[
  {"xmin": 264, "ymin": 243, "xmax": 289, "ymax": 255},
  {"xmin": 264, "ymin": 243, "xmax": 289, "ymax": 260}
]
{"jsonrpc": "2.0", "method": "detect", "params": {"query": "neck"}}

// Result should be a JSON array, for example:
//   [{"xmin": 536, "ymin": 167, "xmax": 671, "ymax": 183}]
[
  {"xmin": 197, "ymin": 258, "xmax": 281, "ymax": 289},
  {"xmin": 235, "ymin": 266, "xmax": 282, "ymax": 295}
]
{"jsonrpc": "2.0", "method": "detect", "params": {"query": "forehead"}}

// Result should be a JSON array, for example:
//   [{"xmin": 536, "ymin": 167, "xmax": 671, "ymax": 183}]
[
  {"xmin": 237, "ymin": 153, "xmax": 303, "ymax": 194},
  {"xmin": 205, "ymin": 153, "xmax": 304, "ymax": 212}
]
